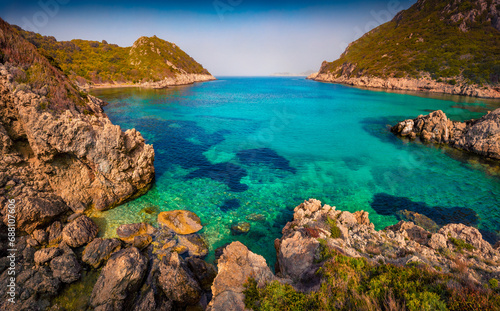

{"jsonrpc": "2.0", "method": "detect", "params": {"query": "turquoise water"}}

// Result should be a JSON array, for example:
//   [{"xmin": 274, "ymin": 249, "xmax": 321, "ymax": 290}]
[{"xmin": 91, "ymin": 77, "xmax": 500, "ymax": 266}]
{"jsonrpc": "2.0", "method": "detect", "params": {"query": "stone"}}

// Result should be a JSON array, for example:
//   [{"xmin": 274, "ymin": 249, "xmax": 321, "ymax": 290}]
[
  {"xmin": 186, "ymin": 257, "xmax": 217, "ymax": 291},
  {"xmin": 173, "ymin": 245, "xmax": 189, "ymax": 255},
  {"xmin": 245, "ymin": 213, "xmax": 266, "ymax": 222},
  {"xmin": 50, "ymin": 254, "xmax": 82, "ymax": 283},
  {"xmin": 439, "ymin": 223, "xmax": 494, "ymax": 254},
  {"xmin": 207, "ymin": 241, "xmax": 274, "ymax": 311},
  {"xmin": 62, "ymin": 215, "xmax": 98, "ymax": 247},
  {"xmin": 34, "ymin": 247, "xmax": 63, "ymax": 265},
  {"xmin": 353, "ymin": 210, "xmax": 370, "ymax": 225},
  {"xmin": 82, "ymin": 238, "xmax": 122, "ymax": 268},
  {"xmin": 133, "ymin": 234, "xmax": 152, "ymax": 250},
  {"xmin": 385, "ymin": 221, "xmax": 431, "ymax": 245},
  {"xmin": 158, "ymin": 210, "xmax": 203, "ymax": 234},
  {"xmin": 177, "ymin": 234, "xmax": 209, "ymax": 258},
  {"xmin": 32, "ymin": 229, "xmax": 48, "ymax": 245},
  {"xmin": 158, "ymin": 251, "xmax": 202, "ymax": 306},
  {"xmin": 230, "ymin": 221, "xmax": 251, "ymax": 235},
  {"xmin": 47, "ymin": 221, "xmax": 63, "ymax": 245},
  {"xmin": 397, "ymin": 210, "xmax": 440, "ymax": 233},
  {"xmin": 116, "ymin": 222, "xmax": 154, "ymax": 243},
  {"xmin": 428, "ymin": 233, "xmax": 447, "ymax": 250},
  {"xmin": 90, "ymin": 248, "xmax": 148, "ymax": 310}
]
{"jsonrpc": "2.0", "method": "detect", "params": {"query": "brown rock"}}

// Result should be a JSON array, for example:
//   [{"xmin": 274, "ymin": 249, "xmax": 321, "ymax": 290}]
[
  {"xmin": 177, "ymin": 234, "xmax": 209, "ymax": 258},
  {"xmin": 230, "ymin": 221, "xmax": 251, "ymax": 235},
  {"xmin": 50, "ymin": 253, "xmax": 81, "ymax": 283},
  {"xmin": 385, "ymin": 221, "xmax": 431, "ymax": 245},
  {"xmin": 34, "ymin": 247, "xmax": 63, "ymax": 265},
  {"xmin": 397, "ymin": 210, "xmax": 439, "ymax": 233},
  {"xmin": 32, "ymin": 229, "xmax": 49, "ymax": 245},
  {"xmin": 158, "ymin": 210, "xmax": 202, "ymax": 234},
  {"xmin": 82, "ymin": 238, "xmax": 122, "ymax": 268},
  {"xmin": 62, "ymin": 215, "xmax": 98, "ymax": 248},
  {"xmin": 207, "ymin": 241, "xmax": 274, "ymax": 311},
  {"xmin": 116, "ymin": 222, "xmax": 154, "ymax": 243},
  {"xmin": 186, "ymin": 257, "xmax": 217, "ymax": 291},
  {"xmin": 353, "ymin": 210, "xmax": 370, "ymax": 225},
  {"xmin": 133, "ymin": 234, "xmax": 152, "ymax": 250},
  {"xmin": 47, "ymin": 221, "xmax": 63, "ymax": 245}
]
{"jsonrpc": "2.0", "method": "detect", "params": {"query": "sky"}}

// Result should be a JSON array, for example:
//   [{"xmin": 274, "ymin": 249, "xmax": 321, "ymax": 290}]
[{"xmin": 0, "ymin": 0, "xmax": 416, "ymax": 76}]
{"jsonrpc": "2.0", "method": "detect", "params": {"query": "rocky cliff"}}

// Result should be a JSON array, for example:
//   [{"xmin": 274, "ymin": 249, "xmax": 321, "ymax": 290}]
[
  {"xmin": 16, "ymin": 29, "xmax": 216, "ymax": 89},
  {"xmin": 0, "ymin": 16, "xmax": 155, "ymax": 234},
  {"xmin": 392, "ymin": 108, "xmax": 500, "ymax": 160},
  {"xmin": 309, "ymin": 0, "xmax": 500, "ymax": 98}
]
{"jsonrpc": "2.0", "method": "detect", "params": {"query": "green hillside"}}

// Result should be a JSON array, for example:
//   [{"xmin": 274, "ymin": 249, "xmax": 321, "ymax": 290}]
[
  {"xmin": 14, "ymin": 27, "xmax": 211, "ymax": 86},
  {"xmin": 319, "ymin": 0, "xmax": 500, "ymax": 85}
]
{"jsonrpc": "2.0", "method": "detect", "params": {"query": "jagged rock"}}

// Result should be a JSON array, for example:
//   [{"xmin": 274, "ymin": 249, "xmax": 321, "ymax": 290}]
[
  {"xmin": 3, "ymin": 195, "xmax": 69, "ymax": 234},
  {"xmin": 397, "ymin": 210, "xmax": 440, "ymax": 233},
  {"xmin": 34, "ymin": 247, "xmax": 63, "ymax": 265},
  {"xmin": 439, "ymin": 223, "xmax": 495, "ymax": 254},
  {"xmin": 82, "ymin": 238, "xmax": 122, "ymax": 268},
  {"xmin": 428, "ymin": 233, "xmax": 447, "ymax": 250},
  {"xmin": 392, "ymin": 109, "xmax": 500, "ymax": 160},
  {"xmin": 186, "ymin": 257, "xmax": 217, "ymax": 291},
  {"xmin": 208, "ymin": 241, "xmax": 274, "ymax": 311},
  {"xmin": 158, "ymin": 251, "xmax": 202, "ymax": 306},
  {"xmin": 47, "ymin": 221, "xmax": 63, "ymax": 245},
  {"xmin": 116, "ymin": 222, "xmax": 154, "ymax": 243},
  {"xmin": 157, "ymin": 210, "xmax": 203, "ymax": 234},
  {"xmin": 90, "ymin": 247, "xmax": 148, "ymax": 310},
  {"xmin": 32, "ymin": 229, "xmax": 48, "ymax": 245},
  {"xmin": 50, "ymin": 253, "xmax": 81, "ymax": 283},
  {"xmin": 386, "ymin": 221, "xmax": 431, "ymax": 245},
  {"xmin": 353, "ymin": 210, "xmax": 370, "ymax": 226},
  {"xmin": 230, "ymin": 221, "xmax": 251, "ymax": 235},
  {"xmin": 61, "ymin": 215, "xmax": 98, "ymax": 247},
  {"xmin": 177, "ymin": 234, "xmax": 209, "ymax": 258}
]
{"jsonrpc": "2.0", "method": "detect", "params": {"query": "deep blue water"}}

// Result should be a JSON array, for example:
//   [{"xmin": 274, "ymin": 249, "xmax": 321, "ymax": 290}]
[{"xmin": 91, "ymin": 77, "xmax": 500, "ymax": 266}]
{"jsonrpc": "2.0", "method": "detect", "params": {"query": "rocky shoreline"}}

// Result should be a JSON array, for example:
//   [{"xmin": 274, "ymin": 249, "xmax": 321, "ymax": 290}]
[
  {"xmin": 307, "ymin": 71, "xmax": 500, "ymax": 99},
  {"xmin": 391, "ymin": 108, "xmax": 500, "ymax": 160},
  {"xmin": 82, "ymin": 73, "xmax": 216, "ymax": 90}
]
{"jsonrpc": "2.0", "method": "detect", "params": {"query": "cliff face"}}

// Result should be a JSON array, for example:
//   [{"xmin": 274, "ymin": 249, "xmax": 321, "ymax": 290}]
[
  {"xmin": 392, "ymin": 108, "xmax": 500, "ymax": 160},
  {"xmin": 16, "ymin": 29, "xmax": 215, "ymax": 89},
  {"xmin": 310, "ymin": 0, "xmax": 500, "ymax": 98},
  {"xmin": 0, "ymin": 18, "xmax": 155, "ymax": 235}
]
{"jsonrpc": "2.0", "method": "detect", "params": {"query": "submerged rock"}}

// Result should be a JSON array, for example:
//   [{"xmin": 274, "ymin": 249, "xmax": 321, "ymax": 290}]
[
  {"xmin": 61, "ymin": 215, "xmax": 98, "ymax": 248},
  {"xmin": 230, "ymin": 221, "xmax": 251, "ymax": 235},
  {"xmin": 82, "ymin": 238, "xmax": 122, "ymax": 268},
  {"xmin": 90, "ymin": 247, "xmax": 148, "ymax": 310},
  {"xmin": 177, "ymin": 234, "xmax": 209, "ymax": 258},
  {"xmin": 116, "ymin": 222, "xmax": 154, "ymax": 243},
  {"xmin": 158, "ymin": 210, "xmax": 203, "ymax": 235}
]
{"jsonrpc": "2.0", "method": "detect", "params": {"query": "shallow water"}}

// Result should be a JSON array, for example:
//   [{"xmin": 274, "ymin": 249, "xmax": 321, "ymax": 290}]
[{"xmin": 90, "ymin": 77, "xmax": 500, "ymax": 267}]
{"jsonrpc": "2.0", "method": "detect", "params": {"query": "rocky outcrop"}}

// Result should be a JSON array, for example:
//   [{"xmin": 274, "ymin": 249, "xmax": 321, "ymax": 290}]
[
  {"xmin": 391, "ymin": 108, "xmax": 500, "ymax": 160},
  {"xmin": 61, "ymin": 215, "xmax": 99, "ymax": 247},
  {"xmin": 88, "ymin": 73, "xmax": 216, "ymax": 89},
  {"xmin": 82, "ymin": 238, "xmax": 122, "ymax": 268},
  {"xmin": 90, "ymin": 247, "xmax": 148, "ymax": 310},
  {"xmin": 208, "ymin": 241, "xmax": 274, "ymax": 311},
  {"xmin": 158, "ymin": 210, "xmax": 203, "ymax": 234},
  {"xmin": 309, "ymin": 71, "xmax": 500, "ymax": 99},
  {"xmin": 0, "ymin": 17, "xmax": 155, "ymax": 237}
]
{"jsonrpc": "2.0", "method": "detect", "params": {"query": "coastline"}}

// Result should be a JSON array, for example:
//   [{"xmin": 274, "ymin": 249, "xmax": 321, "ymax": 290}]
[
  {"xmin": 307, "ymin": 72, "xmax": 500, "ymax": 99},
  {"xmin": 81, "ymin": 73, "xmax": 216, "ymax": 90}
]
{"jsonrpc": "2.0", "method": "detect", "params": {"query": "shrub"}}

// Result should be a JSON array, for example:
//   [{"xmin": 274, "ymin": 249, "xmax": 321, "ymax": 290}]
[
  {"xmin": 448, "ymin": 237, "xmax": 475, "ymax": 252},
  {"xmin": 326, "ymin": 217, "xmax": 342, "ymax": 239},
  {"xmin": 490, "ymin": 278, "xmax": 499, "ymax": 289}
]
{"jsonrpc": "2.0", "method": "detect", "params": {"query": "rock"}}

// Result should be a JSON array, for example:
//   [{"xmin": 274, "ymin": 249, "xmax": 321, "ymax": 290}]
[
  {"xmin": 62, "ymin": 215, "xmax": 98, "ymax": 247},
  {"xmin": 32, "ymin": 229, "xmax": 49, "ymax": 245},
  {"xmin": 50, "ymin": 253, "xmax": 81, "ymax": 283},
  {"xmin": 158, "ymin": 251, "xmax": 202, "ymax": 306},
  {"xmin": 177, "ymin": 234, "xmax": 209, "ymax": 258},
  {"xmin": 439, "ymin": 223, "xmax": 494, "ymax": 254},
  {"xmin": 82, "ymin": 238, "xmax": 122, "ymax": 268},
  {"xmin": 208, "ymin": 241, "xmax": 274, "ymax": 311},
  {"xmin": 133, "ymin": 234, "xmax": 152, "ymax": 250},
  {"xmin": 428, "ymin": 233, "xmax": 447, "ymax": 250},
  {"xmin": 173, "ymin": 244, "xmax": 189, "ymax": 255},
  {"xmin": 245, "ymin": 213, "xmax": 266, "ymax": 222},
  {"xmin": 397, "ymin": 210, "xmax": 440, "ymax": 233},
  {"xmin": 385, "ymin": 221, "xmax": 431, "ymax": 245},
  {"xmin": 90, "ymin": 247, "xmax": 148, "ymax": 310},
  {"xmin": 353, "ymin": 210, "xmax": 370, "ymax": 226},
  {"xmin": 186, "ymin": 257, "xmax": 217, "ymax": 291},
  {"xmin": 392, "ymin": 108, "xmax": 500, "ymax": 160},
  {"xmin": 158, "ymin": 210, "xmax": 203, "ymax": 234},
  {"xmin": 3, "ymin": 195, "xmax": 69, "ymax": 234},
  {"xmin": 230, "ymin": 221, "xmax": 251, "ymax": 235},
  {"xmin": 293, "ymin": 198, "xmax": 322, "ymax": 221},
  {"xmin": 34, "ymin": 247, "xmax": 63, "ymax": 265},
  {"xmin": 116, "ymin": 222, "xmax": 154, "ymax": 243},
  {"xmin": 47, "ymin": 221, "xmax": 63, "ymax": 245}
]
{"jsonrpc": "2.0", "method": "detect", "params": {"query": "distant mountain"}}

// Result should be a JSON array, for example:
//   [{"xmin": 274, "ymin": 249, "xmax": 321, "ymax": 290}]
[
  {"xmin": 271, "ymin": 70, "xmax": 316, "ymax": 76},
  {"xmin": 309, "ymin": 0, "xmax": 500, "ymax": 98},
  {"xmin": 14, "ymin": 27, "xmax": 215, "ymax": 88}
]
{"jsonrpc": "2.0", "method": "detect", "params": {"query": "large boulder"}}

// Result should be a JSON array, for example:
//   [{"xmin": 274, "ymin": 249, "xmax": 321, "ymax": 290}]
[
  {"xmin": 207, "ymin": 241, "xmax": 274, "ymax": 311},
  {"xmin": 158, "ymin": 210, "xmax": 202, "ymax": 234},
  {"xmin": 50, "ymin": 253, "xmax": 81, "ymax": 283},
  {"xmin": 158, "ymin": 251, "xmax": 202, "ymax": 306},
  {"xmin": 385, "ymin": 221, "xmax": 431, "ymax": 245},
  {"xmin": 186, "ymin": 257, "xmax": 217, "ymax": 291},
  {"xmin": 116, "ymin": 222, "xmax": 154, "ymax": 243},
  {"xmin": 61, "ymin": 215, "xmax": 98, "ymax": 247},
  {"xmin": 82, "ymin": 238, "xmax": 122, "ymax": 268},
  {"xmin": 34, "ymin": 247, "xmax": 63, "ymax": 265},
  {"xmin": 90, "ymin": 247, "xmax": 148, "ymax": 310}
]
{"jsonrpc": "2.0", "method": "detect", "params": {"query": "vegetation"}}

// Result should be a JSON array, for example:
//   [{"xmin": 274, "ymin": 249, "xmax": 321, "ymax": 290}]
[
  {"xmin": 13, "ymin": 27, "xmax": 211, "ymax": 86},
  {"xmin": 320, "ymin": 0, "xmax": 500, "ymax": 85},
  {"xmin": 244, "ymin": 245, "xmax": 500, "ymax": 311},
  {"xmin": 448, "ymin": 237, "xmax": 476, "ymax": 252},
  {"xmin": 326, "ymin": 216, "xmax": 342, "ymax": 239}
]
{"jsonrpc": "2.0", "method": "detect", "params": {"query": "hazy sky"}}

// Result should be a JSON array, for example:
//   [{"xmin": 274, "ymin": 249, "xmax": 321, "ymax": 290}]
[{"xmin": 0, "ymin": 0, "xmax": 415, "ymax": 76}]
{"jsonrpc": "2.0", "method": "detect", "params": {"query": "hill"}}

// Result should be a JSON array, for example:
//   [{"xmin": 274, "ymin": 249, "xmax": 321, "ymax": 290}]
[
  {"xmin": 309, "ymin": 0, "xmax": 500, "ymax": 98},
  {"xmin": 14, "ymin": 27, "xmax": 215, "ymax": 88}
]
